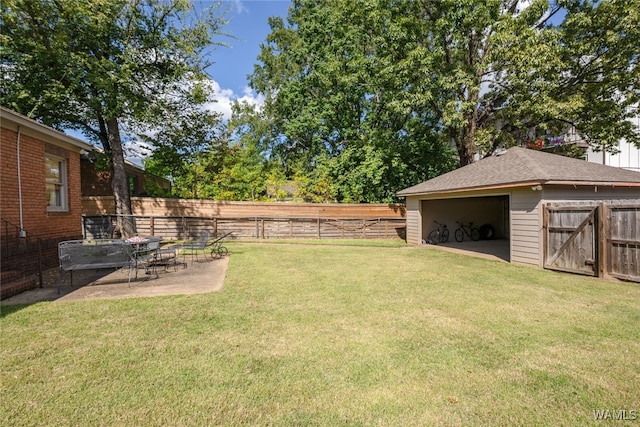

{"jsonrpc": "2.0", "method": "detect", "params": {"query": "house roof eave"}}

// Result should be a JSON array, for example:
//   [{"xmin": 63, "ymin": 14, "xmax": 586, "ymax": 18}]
[
  {"xmin": 1, "ymin": 106, "xmax": 94, "ymax": 152},
  {"xmin": 544, "ymin": 180, "xmax": 640, "ymax": 187},
  {"xmin": 397, "ymin": 180, "xmax": 546, "ymax": 198},
  {"xmin": 398, "ymin": 179, "xmax": 640, "ymax": 198}
]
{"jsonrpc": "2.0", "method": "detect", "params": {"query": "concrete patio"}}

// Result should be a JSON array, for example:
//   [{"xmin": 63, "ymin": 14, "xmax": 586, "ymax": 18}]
[
  {"xmin": 1, "ymin": 255, "xmax": 229, "ymax": 305},
  {"xmin": 425, "ymin": 239, "xmax": 510, "ymax": 262}
]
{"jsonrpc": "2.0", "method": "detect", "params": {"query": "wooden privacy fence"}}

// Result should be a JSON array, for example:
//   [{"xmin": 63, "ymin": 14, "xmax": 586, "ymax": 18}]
[
  {"xmin": 82, "ymin": 197, "xmax": 406, "ymax": 220},
  {"xmin": 544, "ymin": 202, "xmax": 640, "ymax": 282},
  {"xmin": 83, "ymin": 215, "xmax": 407, "ymax": 241}
]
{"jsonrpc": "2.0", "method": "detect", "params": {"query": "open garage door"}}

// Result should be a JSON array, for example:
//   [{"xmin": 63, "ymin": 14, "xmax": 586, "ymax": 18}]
[{"xmin": 421, "ymin": 195, "xmax": 510, "ymax": 261}]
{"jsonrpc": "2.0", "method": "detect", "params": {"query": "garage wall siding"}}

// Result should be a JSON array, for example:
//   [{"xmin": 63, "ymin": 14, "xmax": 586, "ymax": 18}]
[
  {"xmin": 405, "ymin": 197, "xmax": 421, "ymax": 244},
  {"xmin": 510, "ymin": 188, "xmax": 543, "ymax": 267},
  {"xmin": 543, "ymin": 186, "xmax": 640, "ymax": 203}
]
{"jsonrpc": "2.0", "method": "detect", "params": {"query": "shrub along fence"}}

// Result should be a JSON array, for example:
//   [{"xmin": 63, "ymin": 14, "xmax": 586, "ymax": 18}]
[{"xmin": 82, "ymin": 197, "xmax": 407, "ymax": 241}]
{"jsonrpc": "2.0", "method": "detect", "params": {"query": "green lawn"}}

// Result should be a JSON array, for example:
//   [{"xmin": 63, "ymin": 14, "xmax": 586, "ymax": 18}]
[{"xmin": 2, "ymin": 242, "xmax": 639, "ymax": 426}]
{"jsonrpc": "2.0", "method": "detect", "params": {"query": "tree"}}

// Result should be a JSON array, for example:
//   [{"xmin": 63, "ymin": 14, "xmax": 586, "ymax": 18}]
[
  {"xmin": 142, "ymin": 104, "xmax": 225, "ymax": 199},
  {"xmin": 214, "ymin": 101, "xmax": 274, "ymax": 201},
  {"xmin": 551, "ymin": 0, "xmax": 639, "ymax": 154},
  {"xmin": 144, "ymin": 100, "xmax": 274, "ymax": 201},
  {"xmin": 388, "ymin": 0, "xmax": 639, "ymax": 164},
  {"xmin": 250, "ymin": 0, "xmax": 639, "ymax": 180},
  {"xmin": 250, "ymin": 0, "xmax": 456, "ymax": 202},
  {"xmin": 1, "ymin": 0, "xmax": 228, "ymax": 236}
]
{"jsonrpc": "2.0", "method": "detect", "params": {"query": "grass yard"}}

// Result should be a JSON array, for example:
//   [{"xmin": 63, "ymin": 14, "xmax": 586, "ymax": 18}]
[{"xmin": 2, "ymin": 241, "xmax": 639, "ymax": 426}]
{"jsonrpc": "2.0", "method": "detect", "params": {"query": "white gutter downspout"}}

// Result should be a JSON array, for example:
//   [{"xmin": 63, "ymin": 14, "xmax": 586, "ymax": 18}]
[{"xmin": 16, "ymin": 125, "xmax": 26, "ymax": 238}]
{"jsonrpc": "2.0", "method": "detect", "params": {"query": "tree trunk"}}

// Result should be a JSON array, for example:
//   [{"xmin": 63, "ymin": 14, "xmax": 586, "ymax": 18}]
[
  {"xmin": 458, "ymin": 127, "xmax": 476, "ymax": 167},
  {"xmin": 106, "ymin": 117, "xmax": 136, "ymax": 238},
  {"xmin": 458, "ymin": 94, "xmax": 480, "ymax": 167}
]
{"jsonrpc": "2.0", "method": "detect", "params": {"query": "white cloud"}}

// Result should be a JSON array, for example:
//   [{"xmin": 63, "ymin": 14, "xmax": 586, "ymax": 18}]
[
  {"xmin": 122, "ymin": 78, "xmax": 264, "ymax": 165},
  {"xmin": 230, "ymin": 0, "xmax": 248, "ymax": 14},
  {"xmin": 205, "ymin": 79, "xmax": 264, "ymax": 120}
]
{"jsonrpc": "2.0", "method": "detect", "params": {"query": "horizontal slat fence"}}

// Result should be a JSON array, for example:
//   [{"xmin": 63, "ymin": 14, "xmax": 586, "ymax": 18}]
[
  {"xmin": 82, "ymin": 196, "xmax": 406, "ymax": 220},
  {"xmin": 83, "ymin": 216, "xmax": 406, "ymax": 241},
  {"xmin": 82, "ymin": 196, "xmax": 407, "ymax": 241}
]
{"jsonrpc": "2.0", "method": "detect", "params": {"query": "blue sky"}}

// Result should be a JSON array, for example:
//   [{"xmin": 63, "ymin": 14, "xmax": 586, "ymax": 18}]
[
  {"xmin": 117, "ymin": 1, "xmax": 291, "ymax": 163},
  {"xmin": 204, "ymin": 0, "xmax": 292, "ymax": 119}
]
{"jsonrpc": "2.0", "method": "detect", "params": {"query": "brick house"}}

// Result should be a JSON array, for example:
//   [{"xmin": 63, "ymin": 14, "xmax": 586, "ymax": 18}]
[
  {"xmin": 1, "ymin": 106, "xmax": 94, "ymax": 298},
  {"xmin": 81, "ymin": 148, "xmax": 171, "ymax": 197}
]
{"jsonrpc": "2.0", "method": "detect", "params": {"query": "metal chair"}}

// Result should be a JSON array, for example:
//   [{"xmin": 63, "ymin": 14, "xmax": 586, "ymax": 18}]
[
  {"xmin": 181, "ymin": 231, "xmax": 211, "ymax": 264},
  {"xmin": 157, "ymin": 243, "xmax": 179, "ymax": 271},
  {"xmin": 132, "ymin": 237, "xmax": 161, "ymax": 278}
]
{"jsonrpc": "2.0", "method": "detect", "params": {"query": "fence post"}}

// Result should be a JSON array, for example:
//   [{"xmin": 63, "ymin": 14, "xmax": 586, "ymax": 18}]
[
  {"xmin": 37, "ymin": 238, "xmax": 43, "ymax": 288},
  {"xmin": 317, "ymin": 218, "xmax": 321, "ymax": 239},
  {"xmin": 542, "ymin": 204, "xmax": 548, "ymax": 267},
  {"xmin": 150, "ymin": 217, "xmax": 155, "ymax": 236},
  {"xmin": 598, "ymin": 202, "xmax": 609, "ymax": 279}
]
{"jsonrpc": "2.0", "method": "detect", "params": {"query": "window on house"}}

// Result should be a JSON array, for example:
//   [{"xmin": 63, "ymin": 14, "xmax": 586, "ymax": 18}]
[
  {"xmin": 45, "ymin": 155, "xmax": 68, "ymax": 211},
  {"xmin": 128, "ymin": 175, "xmax": 138, "ymax": 196}
]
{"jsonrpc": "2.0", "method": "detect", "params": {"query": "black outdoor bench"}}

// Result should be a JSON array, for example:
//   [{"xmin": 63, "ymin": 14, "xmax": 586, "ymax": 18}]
[{"xmin": 57, "ymin": 239, "xmax": 158, "ymax": 293}]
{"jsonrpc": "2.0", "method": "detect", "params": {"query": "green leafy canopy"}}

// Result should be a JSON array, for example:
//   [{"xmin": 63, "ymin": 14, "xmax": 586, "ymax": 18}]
[
  {"xmin": 249, "ymin": 0, "xmax": 639, "ymax": 196},
  {"xmin": 1, "ymin": 0, "xmax": 229, "ymax": 231}
]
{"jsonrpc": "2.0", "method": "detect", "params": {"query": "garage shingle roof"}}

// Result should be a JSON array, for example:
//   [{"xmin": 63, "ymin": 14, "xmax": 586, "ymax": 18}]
[{"xmin": 397, "ymin": 146, "xmax": 640, "ymax": 196}]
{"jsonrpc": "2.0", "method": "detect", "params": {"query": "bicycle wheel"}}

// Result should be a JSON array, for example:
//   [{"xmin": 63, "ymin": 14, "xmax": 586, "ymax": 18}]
[
  {"xmin": 427, "ymin": 230, "xmax": 440, "ymax": 245},
  {"xmin": 217, "ymin": 246, "xmax": 229, "ymax": 257},
  {"xmin": 440, "ymin": 228, "xmax": 450, "ymax": 243},
  {"xmin": 479, "ymin": 224, "xmax": 495, "ymax": 240},
  {"xmin": 454, "ymin": 228, "xmax": 464, "ymax": 242},
  {"xmin": 471, "ymin": 228, "xmax": 481, "ymax": 241}
]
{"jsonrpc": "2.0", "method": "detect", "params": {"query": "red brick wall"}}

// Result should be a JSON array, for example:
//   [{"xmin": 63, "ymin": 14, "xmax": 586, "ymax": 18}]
[
  {"xmin": 81, "ymin": 160, "xmax": 113, "ymax": 197},
  {"xmin": 81, "ymin": 160, "xmax": 171, "ymax": 197},
  {"xmin": 1, "ymin": 127, "xmax": 84, "ymax": 240}
]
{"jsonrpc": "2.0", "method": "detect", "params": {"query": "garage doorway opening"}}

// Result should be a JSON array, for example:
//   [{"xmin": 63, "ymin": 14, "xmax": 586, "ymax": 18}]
[{"xmin": 421, "ymin": 195, "xmax": 510, "ymax": 262}]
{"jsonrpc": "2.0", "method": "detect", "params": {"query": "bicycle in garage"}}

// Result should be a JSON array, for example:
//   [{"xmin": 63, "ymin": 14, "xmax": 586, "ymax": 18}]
[
  {"xmin": 426, "ymin": 220, "xmax": 450, "ymax": 244},
  {"xmin": 454, "ymin": 221, "xmax": 480, "ymax": 242}
]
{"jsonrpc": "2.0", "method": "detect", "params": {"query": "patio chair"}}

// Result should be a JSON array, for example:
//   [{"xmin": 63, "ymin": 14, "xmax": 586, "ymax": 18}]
[
  {"xmin": 156, "ymin": 243, "xmax": 180, "ymax": 271},
  {"xmin": 132, "ymin": 237, "xmax": 161, "ymax": 279},
  {"xmin": 181, "ymin": 231, "xmax": 211, "ymax": 264}
]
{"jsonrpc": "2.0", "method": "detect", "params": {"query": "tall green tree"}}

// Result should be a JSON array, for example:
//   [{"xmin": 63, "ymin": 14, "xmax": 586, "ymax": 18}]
[
  {"xmin": 141, "ymin": 100, "xmax": 225, "ymax": 199},
  {"xmin": 251, "ymin": 0, "xmax": 639, "ymax": 184},
  {"xmin": 145, "ymin": 100, "xmax": 273, "ymax": 201},
  {"xmin": 251, "ymin": 0, "xmax": 456, "ymax": 203},
  {"xmin": 212, "ymin": 101, "xmax": 274, "ymax": 201},
  {"xmin": 1, "ymin": 0, "xmax": 227, "ymax": 236}
]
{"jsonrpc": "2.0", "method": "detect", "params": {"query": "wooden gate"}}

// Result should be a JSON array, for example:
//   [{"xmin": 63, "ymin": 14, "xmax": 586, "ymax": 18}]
[
  {"xmin": 544, "ymin": 205, "xmax": 598, "ymax": 276},
  {"xmin": 607, "ymin": 205, "xmax": 640, "ymax": 282},
  {"xmin": 544, "ymin": 203, "xmax": 640, "ymax": 282}
]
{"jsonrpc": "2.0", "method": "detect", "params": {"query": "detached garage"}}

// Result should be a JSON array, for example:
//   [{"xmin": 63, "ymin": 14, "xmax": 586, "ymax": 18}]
[{"xmin": 398, "ymin": 147, "xmax": 640, "ymax": 280}]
